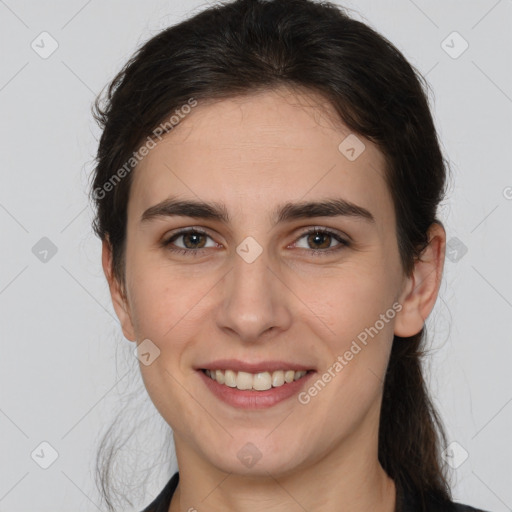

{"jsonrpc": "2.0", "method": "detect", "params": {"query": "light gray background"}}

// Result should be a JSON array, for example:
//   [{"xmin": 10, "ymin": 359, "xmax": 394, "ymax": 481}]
[{"xmin": 1, "ymin": 0, "xmax": 511, "ymax": 511}]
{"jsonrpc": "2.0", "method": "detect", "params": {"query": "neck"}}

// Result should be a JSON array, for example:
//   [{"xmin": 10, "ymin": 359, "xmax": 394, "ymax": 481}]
[{"xmin": 169, "ymin": 427, "xmax": 396, "ymax": 512}]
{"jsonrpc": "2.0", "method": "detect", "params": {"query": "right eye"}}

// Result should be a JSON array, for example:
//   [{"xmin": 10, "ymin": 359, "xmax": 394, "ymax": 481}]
[{"xmin": 161, "ymin": 228, "xmax": 219, "ymax": 256}]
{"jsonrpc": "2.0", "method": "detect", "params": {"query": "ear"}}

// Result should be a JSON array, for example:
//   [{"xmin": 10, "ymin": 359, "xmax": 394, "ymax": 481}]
[
  {"xmin": 394, "ymin": 222, "xmax": 446, "ymax": 337},
  {"xmin": 101, "ymin": 238, "xmax": 137, "ymax": 342}
]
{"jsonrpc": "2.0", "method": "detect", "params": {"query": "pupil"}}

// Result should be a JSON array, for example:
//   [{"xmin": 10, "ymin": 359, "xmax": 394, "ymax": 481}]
[
  {"xmin": 309, "ymin": 232, "xmax": 330, "ymax": 249},
  {"xmin": 185, "ymin": 233, "xmax": 204, "ymax": 249}
]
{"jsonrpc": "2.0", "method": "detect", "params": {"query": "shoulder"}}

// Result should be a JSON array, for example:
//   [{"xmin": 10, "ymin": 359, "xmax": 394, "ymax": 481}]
[
  {"xmin": 401, "ymin": 482, "xmax": 492, "ymax": 512},
  {"xmin": 435, "ymin": 492, "xmax": 493, "ymax": 512},
  {"xmin": 140, "ymin": 472, "xmax": 179, "ymax": 512},
  {"xmin": 452, "ymin": 504, "xmax": 492, "ymax": 512},
  {"xmin": 429, "ymin": 494, "xmax": 493, "ymax": 512},
  {"xmin": 420, "ymin": 496, "xmax": 493, "ymax": 512}
]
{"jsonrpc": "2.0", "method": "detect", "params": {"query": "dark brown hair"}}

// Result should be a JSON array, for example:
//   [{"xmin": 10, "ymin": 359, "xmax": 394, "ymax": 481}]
[{"xmin": 90, "ymin": 0, "xmax": 451, "ymax": 509}]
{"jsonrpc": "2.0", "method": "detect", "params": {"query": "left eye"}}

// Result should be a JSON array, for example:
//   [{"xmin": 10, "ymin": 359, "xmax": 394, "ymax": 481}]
[
  {"xmin": 293, "ymin": 228, "xmax": 349, "ymax": 253},
  {"xmin": 162, "ymin": 227, "xmax": 349, "ymax": 256}
]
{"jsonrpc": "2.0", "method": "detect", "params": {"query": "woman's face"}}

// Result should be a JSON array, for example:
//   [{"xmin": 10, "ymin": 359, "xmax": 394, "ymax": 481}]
[{"xmin": 106, "ymin": 86, "xmax": 424, "ymax": 477}]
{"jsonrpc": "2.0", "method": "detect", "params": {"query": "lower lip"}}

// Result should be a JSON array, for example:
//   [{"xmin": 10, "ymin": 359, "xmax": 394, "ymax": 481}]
[{"xmin": 198, "ymin": 370, "xmax": 315, "ymax": 409}]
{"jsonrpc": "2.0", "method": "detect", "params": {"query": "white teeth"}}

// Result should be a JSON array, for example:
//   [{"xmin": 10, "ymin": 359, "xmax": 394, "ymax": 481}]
[
  {"xmin": 272, "ymin": 371, "xmax": 285, "ymax": 387},
  {"xmin": 236, "ymin": 371, "xmax": 253, "ymax": 390},
  {"xmin": 224, "ymin": 369, "xmax": 237, "ymax": 387},
  {"xmin": 215, "ymin": 369, "xmax": 225, "ymax": 385},
  {"xmin": 253, "ymin": 372, "xmax": 272, "ymax": 391},
  {"xmin": 204, "ymin": 369, "xmax": 308, "ymax": 391}
]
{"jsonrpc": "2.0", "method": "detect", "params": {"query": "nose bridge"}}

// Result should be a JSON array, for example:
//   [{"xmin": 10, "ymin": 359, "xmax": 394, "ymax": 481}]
[{"xmin": 217, "ymin": 237, "xmax": 290, "ymax": 341}]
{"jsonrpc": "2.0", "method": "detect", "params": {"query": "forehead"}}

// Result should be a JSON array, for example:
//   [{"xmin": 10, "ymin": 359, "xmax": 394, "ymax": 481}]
[{"xmin": 128, "ymin": 87, "xmax": 393, "ymax": 229}]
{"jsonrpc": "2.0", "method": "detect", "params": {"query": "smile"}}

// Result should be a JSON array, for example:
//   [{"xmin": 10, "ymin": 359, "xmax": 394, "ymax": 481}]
[{"xmin": 202, "ymin": 369, "xmax": 309, "ymax": 391}]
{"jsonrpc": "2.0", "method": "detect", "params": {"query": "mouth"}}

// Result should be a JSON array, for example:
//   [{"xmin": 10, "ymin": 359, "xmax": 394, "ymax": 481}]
[
  {"xmin": 201, "ymin": 368, "xmax": 311, "ymax": 391},
  {"xmin": 197, "ymin": 366, "xmax": 316, "ymax": 409}
]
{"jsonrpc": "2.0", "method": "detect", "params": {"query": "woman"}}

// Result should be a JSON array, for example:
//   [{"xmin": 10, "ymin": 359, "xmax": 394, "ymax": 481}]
[{"xmin": 90, "ymin": 0, "xmax": 491, "ymax": 511}]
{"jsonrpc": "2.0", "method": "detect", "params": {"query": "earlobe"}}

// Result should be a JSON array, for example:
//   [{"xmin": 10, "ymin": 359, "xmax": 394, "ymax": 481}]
[
  {"xmin": 394, "ymin": 222, "xmax": 446, "ymax": 338},
  {"xmin": 101, "ymin": 238, "xmax": 137, "ymax": 342}
]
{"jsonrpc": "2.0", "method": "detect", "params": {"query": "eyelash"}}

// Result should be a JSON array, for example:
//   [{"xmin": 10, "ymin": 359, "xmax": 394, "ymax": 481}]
[{"xmin": 161, "ymin": 226, "xmax": 350, "ymax": 257}]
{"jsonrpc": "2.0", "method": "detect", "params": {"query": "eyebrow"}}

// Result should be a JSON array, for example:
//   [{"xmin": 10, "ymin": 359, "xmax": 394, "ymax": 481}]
[{"xmin": 140, "ymin": 196, "xmax": 375, "ymax": 226}]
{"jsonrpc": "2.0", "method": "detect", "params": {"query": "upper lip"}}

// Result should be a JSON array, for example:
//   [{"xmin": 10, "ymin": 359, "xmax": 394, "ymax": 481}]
[{"xmin": 197, "ymin": 359, "xmax": 315, "ymax": 374}]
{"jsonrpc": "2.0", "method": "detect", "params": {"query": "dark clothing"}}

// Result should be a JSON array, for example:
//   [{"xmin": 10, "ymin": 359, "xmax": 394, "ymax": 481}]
[{"xmin": 140, "ymin": 472, "xmax": 491, "ymax": 512}]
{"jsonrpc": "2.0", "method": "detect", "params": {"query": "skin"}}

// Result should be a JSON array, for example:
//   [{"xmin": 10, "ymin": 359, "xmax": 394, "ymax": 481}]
[{"xmin": 102, "ymin": 85, "xmax": 446, "ymax": 512}]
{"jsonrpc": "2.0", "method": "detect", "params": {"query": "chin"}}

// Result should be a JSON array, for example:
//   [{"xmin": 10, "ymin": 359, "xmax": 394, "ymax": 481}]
[{"xmin": 201, "ymin": 436, "xmax": 310, "ymax": 477}]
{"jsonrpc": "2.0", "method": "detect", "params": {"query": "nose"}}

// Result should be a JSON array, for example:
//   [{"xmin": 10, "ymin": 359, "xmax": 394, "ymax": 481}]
[{"xmin": 216, "ymin": 244, "xmax": 292, "ymax": 343}]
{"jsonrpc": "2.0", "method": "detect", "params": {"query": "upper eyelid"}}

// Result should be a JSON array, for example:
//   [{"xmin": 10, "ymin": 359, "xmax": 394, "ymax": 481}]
[{"xmin": 164, "ymin": 226, "xmax": 213, "ymax": 243}]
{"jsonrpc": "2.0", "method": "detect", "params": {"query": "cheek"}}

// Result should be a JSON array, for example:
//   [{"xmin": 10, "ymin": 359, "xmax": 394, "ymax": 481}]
[
  {"xmin": 296, "ymin": 260, "xmax": 398, "ymax": 338},
  {"xmin": 125, "ymin": 248, "xmax": 209, "ymax": 340},
  {"xmin": 128, "ymin": 267, "xmax": 209, "ymax": 419}
]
